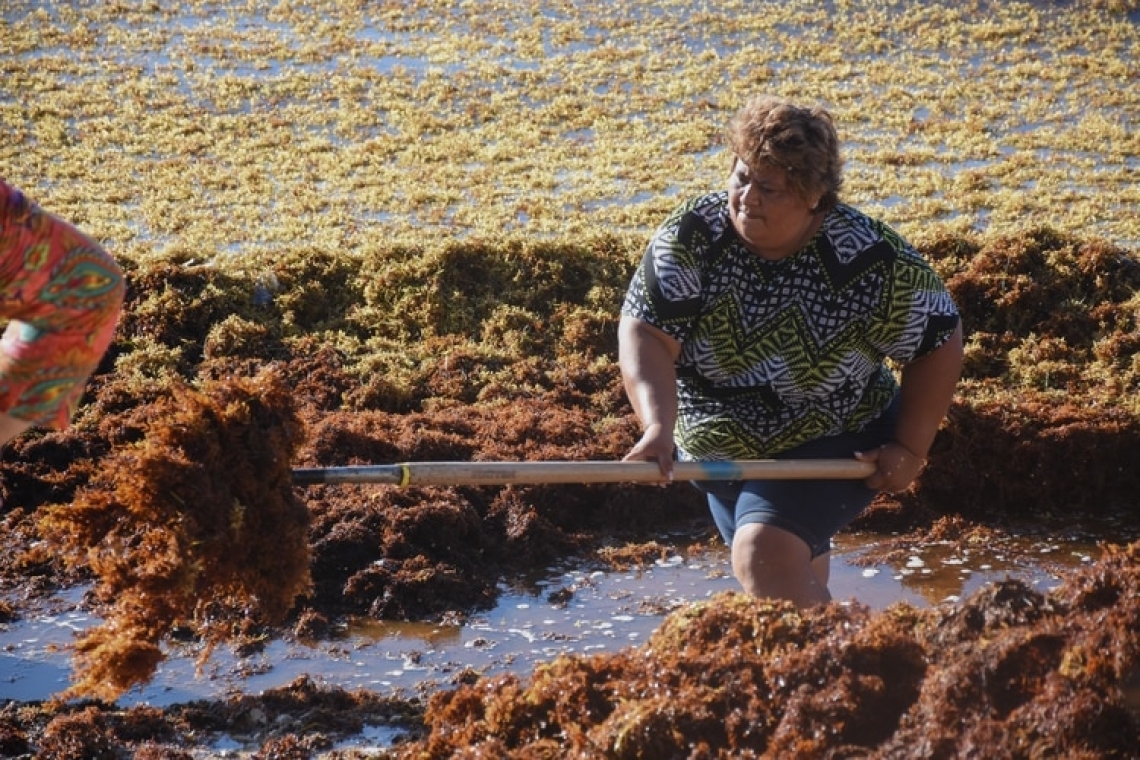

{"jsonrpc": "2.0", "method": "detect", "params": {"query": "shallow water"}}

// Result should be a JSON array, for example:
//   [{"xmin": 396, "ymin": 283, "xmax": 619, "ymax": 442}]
[
  {"xmin": 3, "ymin": 1, "xmax": 1137, "ymax": 249},
  {"xmin": 0, "ymin": 527, "xmax": 1099, "ymax": 710}
]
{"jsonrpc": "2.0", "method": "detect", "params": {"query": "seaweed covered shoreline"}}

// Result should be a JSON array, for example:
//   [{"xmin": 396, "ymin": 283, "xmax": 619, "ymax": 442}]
[
  {"xmin": 2, "ymin": 0, "xmax": 1139, "ymax": 755},
  {"xmin": 0, "ymin": 228, "xmax": 1138, "ymax": 756}
]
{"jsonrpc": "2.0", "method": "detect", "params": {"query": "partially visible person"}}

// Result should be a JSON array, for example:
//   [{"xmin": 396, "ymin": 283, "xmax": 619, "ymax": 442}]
[
  {"xmin": 619, "ymin": 95, "xmax": 963, "ymax": 608},
  {"xmin": 0, "ymin": 179, "xmax": 125, "ymax": 447}
]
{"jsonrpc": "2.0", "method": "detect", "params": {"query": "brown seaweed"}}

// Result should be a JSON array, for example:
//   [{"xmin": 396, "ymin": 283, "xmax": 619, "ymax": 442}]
[{"xmin": 35, "ymin": 370, "xmax": 311, "ymax": 701}]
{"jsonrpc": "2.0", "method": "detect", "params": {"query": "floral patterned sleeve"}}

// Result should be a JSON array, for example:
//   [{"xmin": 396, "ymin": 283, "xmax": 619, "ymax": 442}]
[{"xmin": 0, "ymin": 180, "xmax": 125, "ymax": 429}]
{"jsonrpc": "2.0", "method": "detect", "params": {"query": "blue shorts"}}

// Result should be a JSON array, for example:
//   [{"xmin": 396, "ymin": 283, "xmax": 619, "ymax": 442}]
[{"xmin": 696, "ymin": 398, "xmax": 899, "ymax": 558}]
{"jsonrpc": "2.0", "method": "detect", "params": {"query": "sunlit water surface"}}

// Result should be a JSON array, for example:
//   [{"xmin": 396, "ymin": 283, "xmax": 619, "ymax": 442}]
[{"xmin": 0, "ymin": 528, "xmax": 1102, "ymax": 712}]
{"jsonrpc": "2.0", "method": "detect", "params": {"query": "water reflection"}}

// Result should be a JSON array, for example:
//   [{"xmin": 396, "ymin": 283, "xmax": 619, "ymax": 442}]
[
  {"xmin": 0, "ymin": 528, "xmax": 1103, "ymax": 708},
  {"xmin": 834, "ymin": 529, "xmax": 1100, "ymax": 607}
]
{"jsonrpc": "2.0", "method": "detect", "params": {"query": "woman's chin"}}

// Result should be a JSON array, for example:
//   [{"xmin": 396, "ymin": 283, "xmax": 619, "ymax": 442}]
[{"xmin": 733, "ymin": 218, "xmax": 765, "ymax": 242}]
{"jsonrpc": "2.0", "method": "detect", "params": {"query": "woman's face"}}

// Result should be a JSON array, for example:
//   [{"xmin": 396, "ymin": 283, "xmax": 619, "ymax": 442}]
[{"xmin": 727, "ymin": 157, "xmax": 822, "ymax": 261}]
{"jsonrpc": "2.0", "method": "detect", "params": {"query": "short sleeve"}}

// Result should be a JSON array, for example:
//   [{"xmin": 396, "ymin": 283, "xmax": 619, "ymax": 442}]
[
  {"xmin": 865, "ymin": 230, "xmax": 960, "ymax": 363},
  {"xmin": 621, "ymin": 197, "xmax": 720, "ymax": 344}
]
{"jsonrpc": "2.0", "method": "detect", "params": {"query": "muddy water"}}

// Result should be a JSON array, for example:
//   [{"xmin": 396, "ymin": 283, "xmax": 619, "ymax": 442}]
[{"xmin": 0, "ymin": 528, "xmax": 1098, "ymax": 709}]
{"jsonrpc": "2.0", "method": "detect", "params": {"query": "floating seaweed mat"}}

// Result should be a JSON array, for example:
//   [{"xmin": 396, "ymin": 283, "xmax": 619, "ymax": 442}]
[
  {"xmin": 403, "ymin": 543, "xmax": 1140, "ymax": 758},
  {"xmin": 37, "ymin": 369, "xmax": 311, "ymax": 702}
]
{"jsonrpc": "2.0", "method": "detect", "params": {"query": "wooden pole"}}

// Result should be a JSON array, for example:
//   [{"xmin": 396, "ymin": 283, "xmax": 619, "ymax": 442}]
[{"xmin": 292, "ymin": 459, "xmax": 874, "ymax": 486}]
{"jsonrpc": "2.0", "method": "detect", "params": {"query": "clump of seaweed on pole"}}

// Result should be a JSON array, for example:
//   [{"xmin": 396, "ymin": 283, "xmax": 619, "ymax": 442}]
[{"xmin": 37, "ymin": 368, "xmax": 311, "ymax": 702}]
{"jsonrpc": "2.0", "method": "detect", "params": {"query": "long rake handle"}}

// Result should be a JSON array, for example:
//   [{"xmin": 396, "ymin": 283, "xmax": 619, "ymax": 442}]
[{"xmin": 292, "ymin": 458, "xmax": 875, "ymax": 486}]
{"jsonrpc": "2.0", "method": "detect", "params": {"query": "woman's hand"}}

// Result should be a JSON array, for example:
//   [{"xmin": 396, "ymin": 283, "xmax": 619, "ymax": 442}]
[
  {"xmin": 622, "ymin": 422, "xmax": 677, "ymax": 480},
  {"xmin": 860, "ymin": 325, "xmax": 963, "ymax": 495},
  {"xmin": 619, "ymin": 316, "xmax": 682, "ymax": 482},
  {"xmin": 855, "ymin": 441, "xmax": 925, "ymax": 494}
]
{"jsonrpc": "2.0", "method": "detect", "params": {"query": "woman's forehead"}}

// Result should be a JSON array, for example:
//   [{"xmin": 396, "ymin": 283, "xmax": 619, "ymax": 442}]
[{"xmin": 733, "ymin": 157, "xmax": 788, "ymax": 181}]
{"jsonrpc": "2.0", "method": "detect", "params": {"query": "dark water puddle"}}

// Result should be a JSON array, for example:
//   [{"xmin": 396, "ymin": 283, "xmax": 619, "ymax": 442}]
[{"xmin": 0, "ymin": 528, "xmax": 1097, "ymax": 711}]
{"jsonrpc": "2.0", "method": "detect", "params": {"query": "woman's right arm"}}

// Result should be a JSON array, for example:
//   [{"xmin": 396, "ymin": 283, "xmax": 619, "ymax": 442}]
[{"xmin": 618, "ymin": 315, "xmax": 682, "ymax": 478}]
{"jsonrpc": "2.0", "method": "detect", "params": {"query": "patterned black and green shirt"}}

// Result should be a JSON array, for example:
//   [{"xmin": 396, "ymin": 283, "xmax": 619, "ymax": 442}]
[{"xmin": 621, "ymin": 193, "xmax": 960, "ymax": 461}]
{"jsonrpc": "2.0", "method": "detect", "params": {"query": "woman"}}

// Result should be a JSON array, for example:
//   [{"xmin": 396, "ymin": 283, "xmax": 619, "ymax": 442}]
[
  {"xmin": 619, "ymin": 95, "xmax": 963, "ymax": 607},
  {"xmin": 0, "ymin": 179, "xmax": 125, "ymax": 447}
]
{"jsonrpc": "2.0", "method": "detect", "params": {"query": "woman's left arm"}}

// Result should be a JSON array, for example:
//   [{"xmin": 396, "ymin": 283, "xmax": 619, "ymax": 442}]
[{"xmin": 859, "ymin": 323, "xmax": 964, "ymax": 493}]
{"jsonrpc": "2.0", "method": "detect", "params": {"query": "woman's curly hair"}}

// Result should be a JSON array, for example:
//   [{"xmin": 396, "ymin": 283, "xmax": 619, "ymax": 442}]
[{"xmin": 725, "ymin": 95, "xmax": 843, "ymax": 212}]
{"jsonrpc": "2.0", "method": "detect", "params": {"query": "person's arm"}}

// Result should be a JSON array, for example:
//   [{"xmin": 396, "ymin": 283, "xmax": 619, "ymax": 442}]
[
  {"xmin": 858, "ymin": 323, "xmax": 964, "ymax": 493},
  {"xmin": 618, "ymin": 315, "xmax": 682, "ymax": 478},
  {"xmin": 0, "ymin": 181, "xmax": 125, "ymax": 447},
  {"xmin": 0, "ymin": 412, "xmax": 32, "ymax": 448}
]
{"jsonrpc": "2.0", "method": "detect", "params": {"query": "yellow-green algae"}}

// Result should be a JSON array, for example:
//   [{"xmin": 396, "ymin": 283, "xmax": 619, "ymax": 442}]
[
  {"xmin": 2, "ymin": 0, "xmax": 1137, "ymax": 260},
  {"xmin": 3, "ymin": 0, "xmax": 1137, "ymax": 413}
]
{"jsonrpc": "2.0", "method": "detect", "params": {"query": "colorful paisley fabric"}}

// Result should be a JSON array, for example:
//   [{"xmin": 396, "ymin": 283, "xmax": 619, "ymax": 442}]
[{"xmin": 0, "ymin": 180, "xmax": 125, "ymax": 428}]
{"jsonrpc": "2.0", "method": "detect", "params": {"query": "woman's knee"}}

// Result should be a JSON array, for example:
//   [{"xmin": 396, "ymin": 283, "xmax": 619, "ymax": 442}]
[
  {"xmin": 731, "ymin": 523, "xmax": 831, "ymax": 605},
  {"xmin": 731, "ymin": 523, "xmax": 813, "ymax": 580}
]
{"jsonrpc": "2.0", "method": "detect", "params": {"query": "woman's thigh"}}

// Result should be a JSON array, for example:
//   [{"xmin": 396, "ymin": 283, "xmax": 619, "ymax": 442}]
[{"xmin": 704, "ymin": 399, "xmax": 899, "ymax": 555}]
